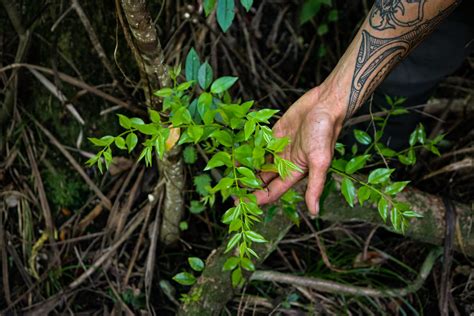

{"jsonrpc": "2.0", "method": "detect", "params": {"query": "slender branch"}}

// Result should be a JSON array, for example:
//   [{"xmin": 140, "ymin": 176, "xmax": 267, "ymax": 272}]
[{"xmin": 251, "ymin": 247, "xmax": 442, "ymax": 297}]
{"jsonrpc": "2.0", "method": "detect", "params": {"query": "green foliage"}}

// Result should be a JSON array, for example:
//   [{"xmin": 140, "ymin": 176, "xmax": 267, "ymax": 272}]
[
  {"xmin": 89, "ymin": 48, "xmax": 302, "ymax": 285},
  {"xmin": 183, "ymin": 145, "xmax": 197, "ymax": 164},
  {"xmin": 88, "ymin": 49, "xmax": 440, "ymax": 288},
  {"xmin": 329, "ymin": 97, "xmax": 443, "ymax": 233},
  {"xmin": 203, "ymin": 0, "xmax": 254, "ymax": 32}
]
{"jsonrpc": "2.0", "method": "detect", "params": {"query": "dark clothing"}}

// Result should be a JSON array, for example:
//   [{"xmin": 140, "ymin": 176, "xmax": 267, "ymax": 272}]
[{"xmin": 346, "ymin": 0, "xmax": 474, "ymax": 150}]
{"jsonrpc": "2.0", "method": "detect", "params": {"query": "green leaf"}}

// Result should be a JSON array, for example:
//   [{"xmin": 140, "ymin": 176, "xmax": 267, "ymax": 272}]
[
  {"xmin": 391, "ymin": 207, "xmax": 400, "ymax": 231},
  {"xmin": 210, "ymin": 76, "xmax": 238, "ymax": 94},
  {"xmin": 237, "ymin": 167, "xmax": 256, "ymax": 179},
  {"xmin": 198, "ymin": 62, "xmax": 213, "ymax": 90},
  {"xmin": 245, "ymin": 231, "xmax": 266, "ymax": 243},
  {"xmin": 317, "ymin": 24, "xmax": 328, "ymax": 36},
  {"xmin": 179, "ymin": 221, "xmax": 188, "ymax": 231},
  {"xmin": 345, "ymin": 155, "xmax": 370, "ymax": 174},
  {"xmin": 357, "ymin": 186, "xmax": 371, "ymax": 206},
  {"xmin": 190, "ymin": 200, "xmax": 205, "ymax": 214},
  {"xmin": 204, "ymin": 0, "xmax": 216, "ymax": 16},
  {"xmin": 154, "ymin": 87, "xmax": 173, "ymax": 97},
  {"xmin": 282, "ymin": 206, "xmax": 300, "ymax": 226},
  {"xmin": 194, "ymin": 174, "xmax": 212, "ymax": 196},
  {"xmin": 335, "ymin": 142, "xmax": 345, "ymax": 156},
  {"xmin": 205, "ymin": 152, "xmax": 232, "ymax": 170},
  {"xmin": 115, "ymin": 136, "xmax": 126, "ymax": 150},
  {"xmin": 225, "ymin": 233, "xmax": 242, "ymax": 253},
  {"xmin": 231, "ymin": 267, "xmax": 242, "ymax": 287},
  {"xmin": 222, "ymin": 206, "xmax": 239, "ymax": 224},
  {"xmin": 185, "ymin": 48, "xmax": 200, "ymax": 82},
  {"xmin": 188, "ymin": 257, "xmax": 205, "ymax": 272},
  {"xmin": 130, "ymin": 117, "xmax": 145, "ymax": 126},
  {"xmin": 248, "ymin": 109, "xmax": 279, "ymax": 123},
  {"xmin": 353, "ymin": 129, "xmax": 372, "ymax": 145},
  {"xmin": 299, "ymin": 0, "xmax": 321, "ymax": 25},
  {"xmin": 89, "ymin": 136, "xmax": 111, "ymax": 147},
  {"xmin": 212, "ymin": 177, "xmax": 234, "ymax": 192},
  {"xmin": 223, "ymin": 257, "xmax": 240, "ymax": 271},
  {"xmin": 240, "ymin": 0, "xmax": 253, "ymax": 11},
  {"xmin": 177, "ymin": 81, "xmax": 195, "ymax": 91},
  {"xmin": 398, "ymin": 148, "xmax": 416, "ymax": 165},
  {"xmin": 267, "ymin": 137, "xmax": 289, "ymax": 153},
  {"xmin": 384, "ymin": 181, "xmax": 410, "ymax": 195},
  {"xmin": 210, "ymin": 130, "xmax": 233, "ymax": 147},
  {"xmin": 368, "ymin": 168, "xmax": 394, "ymax": 184},
  {"xmin": 244, "ymin": 119, "xmax": 256, "ymax": 140},
  {"xmin": 117, "ymin": 114, "xmax": 132, "ymax": 129},
  {"xmin": 217, "ymin": 0, "xmax": 235, "ymax": 32},
  {"xmin": 328, "ymin": 9, "xmax": 338, "ymax": 22},
  {"xmin": 126, "ymin": 133, "xmax": 138, "ymax": 153},
  {"xmin": 148, "ymin": 109, "xmax": 161, "ymax": 123},
  {"xmin": 341, "ymin": 177, "xmax": 356, "ymax": 207},
  {"xmin": 197, "ymin": 92, "xmax": 213, "ymax": 119},
  {"xmin": 379, "ymin": 146, "xmax": 397, "ymax": 157},
  {"xmin": 240, "ymin": 257, "xmax": 255, "ymax": 271},
  {"xmin": 170, "ymin": 107, "xmax": 192, "ymax": 126},
  {"xmin": 378, "ymin": 197, "xmax": 389, "ymax": 222},
  {"xmin": 402, "ymin": 210, "xmax": 423, "ymax": 218},
  {"xmin": 188, "ymin": 125, "xmax": 204, "ymax": 143},
  {"xmin": 173, "ymin": 272, "xmax": 196, "ymax": 286},
  {"xmin": 183, "ymin": 146, "xmax": 197, "ymax": 164}
]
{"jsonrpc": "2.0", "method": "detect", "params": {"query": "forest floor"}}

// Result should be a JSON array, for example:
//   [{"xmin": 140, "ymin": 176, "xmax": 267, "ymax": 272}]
[{"xmin": 0, "ymin": 1, "xmax": 473, "ymax": 315}]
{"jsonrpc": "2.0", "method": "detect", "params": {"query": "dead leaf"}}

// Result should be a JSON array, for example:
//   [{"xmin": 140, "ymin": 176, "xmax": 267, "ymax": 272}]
[{"xmin": 166, "ymin": 126, "xmax": 181, "ymax": 151}]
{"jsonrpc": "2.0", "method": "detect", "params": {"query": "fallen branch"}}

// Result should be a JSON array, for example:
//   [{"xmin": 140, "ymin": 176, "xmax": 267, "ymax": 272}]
[
  {"xmin": 251, "ymin": 247, "xmax": 442, "ymax": 297},
  {"xmin": 178, "ymin": 182, "xmax": 473, "ymax": 315}
]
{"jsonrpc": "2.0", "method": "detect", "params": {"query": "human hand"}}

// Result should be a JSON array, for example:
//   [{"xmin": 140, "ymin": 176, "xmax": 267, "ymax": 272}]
[{"xmin": 254, "ymin": 84, "xmax": 347, "ymax": 216}]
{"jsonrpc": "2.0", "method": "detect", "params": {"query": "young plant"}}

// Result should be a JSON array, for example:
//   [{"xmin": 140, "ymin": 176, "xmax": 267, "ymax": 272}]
[
  {"xmin": 329, "ymin": 96, "xmax": 443, "ymax": 233},
  {"xmin": 87, "ymin": 49, "xmax": 441, "ymax": 287},
  {"xmin": 88, "ymin": 48, "xmax": 302, "ymax": 286}
]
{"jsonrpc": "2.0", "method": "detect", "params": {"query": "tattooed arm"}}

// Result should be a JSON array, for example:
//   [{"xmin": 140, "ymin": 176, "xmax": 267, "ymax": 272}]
[{"xmin": 255, "ymin": 0, "xmax": 460, "ymax": 215}]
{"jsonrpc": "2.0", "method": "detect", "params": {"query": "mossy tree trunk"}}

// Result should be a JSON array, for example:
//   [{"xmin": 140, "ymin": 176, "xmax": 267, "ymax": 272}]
[{"xmin": 119, "ymin": 0, "xmax": 184, "ymax": 245}]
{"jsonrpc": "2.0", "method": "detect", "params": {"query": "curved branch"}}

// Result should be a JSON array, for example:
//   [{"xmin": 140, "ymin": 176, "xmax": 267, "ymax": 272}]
[{"xmin": 251, "ymin": 247, "xmax": 442, "ymax": 297}]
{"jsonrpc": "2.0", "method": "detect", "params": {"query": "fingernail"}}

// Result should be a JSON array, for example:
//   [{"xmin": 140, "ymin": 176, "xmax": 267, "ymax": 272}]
[{"xmin": 309, "ymin": 202, "xmax": 319, "ymax": 219}]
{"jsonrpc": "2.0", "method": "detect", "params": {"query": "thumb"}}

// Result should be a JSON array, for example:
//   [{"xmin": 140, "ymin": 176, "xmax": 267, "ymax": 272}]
[{"xmin": 305, "ymin": 157, "xmax": 330, "ymax": 217}]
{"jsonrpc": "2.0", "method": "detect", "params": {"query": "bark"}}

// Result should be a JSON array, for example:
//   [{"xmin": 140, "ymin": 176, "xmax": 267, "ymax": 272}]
[
  {"xmin": 178, "ymin": 183, "xmax": 473, "ymax": 315},
  {"xmin": 119, "ymin": 0, "xmax": 185, "ymax": 245}
]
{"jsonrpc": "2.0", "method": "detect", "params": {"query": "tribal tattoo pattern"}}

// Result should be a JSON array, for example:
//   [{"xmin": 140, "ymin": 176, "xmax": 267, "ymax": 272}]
[
  {"xmin": 370, "ymin": 0, "xmax": 426, "ymax": 30},
  {"xmin": 346, "ymin": 1, "xmax": 459, "ymax": 118}
]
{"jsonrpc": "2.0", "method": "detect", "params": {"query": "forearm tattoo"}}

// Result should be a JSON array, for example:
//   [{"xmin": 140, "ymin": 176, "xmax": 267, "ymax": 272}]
[{"xmin": 346, "ymin": 0, "xmax": 459, "ymax": 118}]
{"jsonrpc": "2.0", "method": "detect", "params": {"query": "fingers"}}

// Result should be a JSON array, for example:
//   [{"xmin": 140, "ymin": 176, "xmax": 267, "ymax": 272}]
[
  {"xmin": 258, "ymin": 171, "xmax": 278, "ymax": 187},
  {"xmin": 254, "ymin": 170, "xmax": 305, "ymax": 205},
  {"xmin": 305, "ymin": 156, "xmax": 331, "ymax": 217}
]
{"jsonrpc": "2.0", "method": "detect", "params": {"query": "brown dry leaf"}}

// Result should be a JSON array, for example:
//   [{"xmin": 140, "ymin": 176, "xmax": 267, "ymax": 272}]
[
  {"xmin": 166, "ymin": 126, "xmax": 181, "ymax": 151},
  {"xmin": 353, "ymin": 251, "xmax": 388, "ymax": 268}
]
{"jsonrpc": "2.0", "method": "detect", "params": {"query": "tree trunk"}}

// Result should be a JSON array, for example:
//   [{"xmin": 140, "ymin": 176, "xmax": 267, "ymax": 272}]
[
  {"xmin": 119, "ymin": 0, "xmax": 185, "ymax": 245},
  {"xmin": 178, "ymin": 182, "xmax": 473, "ymax": 315}
]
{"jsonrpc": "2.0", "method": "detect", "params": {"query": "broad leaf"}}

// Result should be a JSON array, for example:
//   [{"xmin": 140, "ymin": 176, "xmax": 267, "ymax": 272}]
[
  {"xmin": 217, "ymin": 0, "xmax": 235, "ymax": 32},
  {"xmin": 185, "ymin": 48, "xmax": 200, "ymax": 82},
  {"xmin": 341, "ymin": 177, "xmax": 356, "ymax": 207},
  {"xmin": 172, "ymin": 272, "xmax": 196, "ymax": 286},
  {"xmin": 345, "ymin": 155, "xmax": 370, "ymax": 174},
  {"xmin": 368, "ymin": 168, "xmax": 394, "ymax": 184},
  {"xmin": 188, "ymin": 257, "xmax": 205, "ymax": 272},
  {"xmin": 210, "ymin": 76, "xmax": 238, "ymax": 94},
  {"xmin": 198, "ymin": 62, "xmax": 213, "ymax": 90}
]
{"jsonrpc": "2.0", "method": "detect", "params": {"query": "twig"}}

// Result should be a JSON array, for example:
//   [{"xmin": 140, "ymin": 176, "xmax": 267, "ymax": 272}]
[
  {"xmin": 71, "ymin": 0, "xmax": 129, "ymax": 98},
  {"xmin": 0, "ymin": 63, "xmax": 141, "ymax": 114},
  {"xmin": 251, "ymin": 248, "xmax": 442, "ymax": 297}
]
